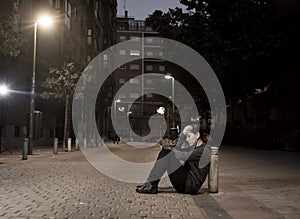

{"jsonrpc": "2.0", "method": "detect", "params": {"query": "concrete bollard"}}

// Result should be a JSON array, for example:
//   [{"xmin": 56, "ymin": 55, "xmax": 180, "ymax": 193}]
[
  {"xmin": 68, "ymin": 138, "xmax": 72, "ymax": 152},
  {"xmin": 83, "ymin": 138, "xmax": 87, "ymax": 148},
  {"xmin": 22, "ymin": 138, "xmax": 28, "ymax": 160},
  {"xmin": 208, "ymin": 146, "xmax": 219, "ymax": 193},
  {"xmin": 75, "ymin": 139, "xmax": 79, "ymax": 151},
  {"xmin": 54, "ymin": 138, "xmax": 58, "ymax": 154}
]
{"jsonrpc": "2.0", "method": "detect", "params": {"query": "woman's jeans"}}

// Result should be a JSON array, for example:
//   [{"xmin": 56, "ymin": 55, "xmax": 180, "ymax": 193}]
[{"xmin": 147, "ymin": 148, "xmax": 189, "ymax": 193}]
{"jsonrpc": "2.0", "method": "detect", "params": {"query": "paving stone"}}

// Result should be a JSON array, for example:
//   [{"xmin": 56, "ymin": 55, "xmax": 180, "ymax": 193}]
[{"xmin": 0, "ymin": 149, "xmax": 208, "ymax": 218}]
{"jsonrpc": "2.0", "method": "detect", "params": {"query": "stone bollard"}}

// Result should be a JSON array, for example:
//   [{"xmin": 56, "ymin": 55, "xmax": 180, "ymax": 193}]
[
  {"xmin": 208, "ymin": 146, "xmax": 219, "ymax": 193},
  {"xmin": 54, "ymin": 138, "xmax": 58, "ymax": 154},
  {"xmin": 22, "ymin": 138, "xmax": 28, "ymax": 160},
  {"xmin": 68, "ymin": 138, "xmax": 72, "ymax": 152}
]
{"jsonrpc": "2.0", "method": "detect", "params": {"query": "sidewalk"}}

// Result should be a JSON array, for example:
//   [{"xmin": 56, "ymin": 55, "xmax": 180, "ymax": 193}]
[
  {"xmin": 0, "ymin": 143, "xmax": 299, "ymax": 218},
  {"xmin": 213, "ymin": 145, "xmax": 300, "ymax": 219}
]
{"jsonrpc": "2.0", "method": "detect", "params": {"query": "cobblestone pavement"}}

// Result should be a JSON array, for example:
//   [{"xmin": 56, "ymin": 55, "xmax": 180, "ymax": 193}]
[
  {"xmin": 1, "ymin": 143, "xmax": 299, "ymax": 219},
  {"xmin": 0, "ymin": 145, "xmax": 207, "ymax": 219}
]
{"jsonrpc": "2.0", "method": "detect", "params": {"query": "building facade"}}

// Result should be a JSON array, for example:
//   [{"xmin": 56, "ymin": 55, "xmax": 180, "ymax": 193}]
[
  {"xmin": 0, "ymin": 0, "xmax": 117, "ymax": 150},
  {"xmin": 98, "ymin": 12, "xmax": 172, "ymax": 141}
]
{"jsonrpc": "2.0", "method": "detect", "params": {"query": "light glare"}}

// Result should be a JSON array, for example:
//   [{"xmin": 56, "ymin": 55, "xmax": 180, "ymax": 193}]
[
  {"xmin": 0, "ymin": 85, "xmax": 9, "ymax": 96},
  {"xmin": 37, "ymin": 15, "xmax": 53, "ymax": 26},
  {"xmin": 164, "ymin": 74, "xmax": 173, "ymax": 80},
  {"xmin": 156, "ymin": 107, "xmax": 165, "ymax": 115}
]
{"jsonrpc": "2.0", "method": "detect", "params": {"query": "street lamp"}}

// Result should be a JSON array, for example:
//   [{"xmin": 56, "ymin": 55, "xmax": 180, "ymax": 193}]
[
  {"xmin": 114, "ymin": 99, "xmax": 121, "ymax": 125},
  {"xmin": 0, "ymin": 84, "xmax": 11, "ymax": 153},
  {"xmin": 112, "ymin": 99, "xmax": 121, "ymax": 143},
  {"xmin": 164, "ymin": 73, "xmax": 175, "ymax": 128},
  {"xmin": 28, "ymin": 15, "xmax": 53, "ymax": 155},
  {"xmin": 127, "ymin": 111, "xmax": 132, "ymax": 141}
]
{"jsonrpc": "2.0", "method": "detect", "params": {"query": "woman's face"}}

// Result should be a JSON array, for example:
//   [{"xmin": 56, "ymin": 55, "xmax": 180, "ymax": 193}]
[{"xmin": 185, "ymin": 131, "xmax": 199, "ymax": 146}]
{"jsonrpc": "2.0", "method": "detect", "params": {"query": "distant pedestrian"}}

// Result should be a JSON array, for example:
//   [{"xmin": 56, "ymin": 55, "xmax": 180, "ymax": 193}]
[
  {"xmin": 113, "ymin": 135, "xmax": 120, "ymax": 144},
  {"xmin": 136, "ymin": 123, "xmax": 210, "ymax": 194}
]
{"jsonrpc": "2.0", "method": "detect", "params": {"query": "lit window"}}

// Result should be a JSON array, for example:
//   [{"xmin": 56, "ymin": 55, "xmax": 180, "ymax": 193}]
[
  {"xmin": 130, "ymin": 50, "xmax": 140, "ymax": 56},
  {"xmin": 87, "ymin": 29, "xmax": 92, "ymax": 45},
  {"xmin": 103, "ymin": 54, "xmax": 108, "ymax": 61}
]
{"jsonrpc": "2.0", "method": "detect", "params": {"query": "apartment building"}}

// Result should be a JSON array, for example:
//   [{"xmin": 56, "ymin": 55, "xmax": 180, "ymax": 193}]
[{"xmin": 99, "ymin": 12, "xmax": 171, "ymax": 140}]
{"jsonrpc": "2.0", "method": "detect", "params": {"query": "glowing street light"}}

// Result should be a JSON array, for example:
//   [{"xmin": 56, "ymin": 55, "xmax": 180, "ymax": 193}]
[
  {"xmin": 164, "ymin": 73, "xmax": 175, "ymax": 128},
  {"xmin": 28, "ymin": 14, "xmax": 53, "ymax": 155},
  {"xmin": 37, "ymin": 15, "xmax": 53, "ymax": 26},
  {"xmin": 0, "ymin": 85, "xmax": 9, "ymax": 96},
  {"xmin": 156, "ymin": 106, "xmax": 165, "ymax": 116},
  {"xmin": 164, "ymin": 74, "xmax": 173, "ymax": 80},
  {"xmin": 0, "ymin": 84, "xmax": 10, "ymax": 153}
]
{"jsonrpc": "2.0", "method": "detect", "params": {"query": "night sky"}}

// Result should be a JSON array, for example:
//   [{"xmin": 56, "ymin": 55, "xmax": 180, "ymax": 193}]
[{"xmin": 117, "ymin": 0, "xmax": 184, "ymax": 19}]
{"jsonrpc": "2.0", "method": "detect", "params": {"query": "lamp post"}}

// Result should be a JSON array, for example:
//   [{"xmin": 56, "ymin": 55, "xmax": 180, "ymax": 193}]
[
  {"xmin": 28, "ymin": 15, "xmax": 53, "ymax": 155},
  {"xmin": 164, "ymin": 74, "xmax": 175, "ymax": 128},
  {"xmin": 127, "ymin": 111, "xmax": 132, "ymax": 141},
  {"xmin": 0, "ymin": 84, "xmax": 9, "ymax": 153},
  {"xmin": 114, "ymin": 99, "xmax": 121, "ymax": 125},
  {"xmin": 112, "ymin": 99, "xmax": 121, "ymax": 143},
  {"xmin": 156, "ymin": 106, "xmax": 165, "ymax": 139}
]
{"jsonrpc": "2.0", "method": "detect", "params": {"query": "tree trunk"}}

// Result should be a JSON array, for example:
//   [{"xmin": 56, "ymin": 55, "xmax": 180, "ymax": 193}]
[{"xmin": 63, "ymin": 96, "xmax": 70, "ymax": 151}]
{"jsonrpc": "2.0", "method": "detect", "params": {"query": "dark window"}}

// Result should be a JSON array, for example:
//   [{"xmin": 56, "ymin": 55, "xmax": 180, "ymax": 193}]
[
  {"xmin": 14, "ymin": 126, "xmax": 21, "ymax": 137},
  {"xmin": 50, "ymin": 129, "xmax": 54, "ymax": 138},
  {"xmin": 40, "ymin": 128, "xmax": 43, "ymax": 138}
]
